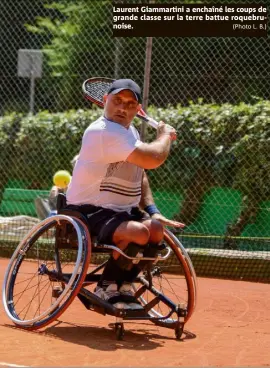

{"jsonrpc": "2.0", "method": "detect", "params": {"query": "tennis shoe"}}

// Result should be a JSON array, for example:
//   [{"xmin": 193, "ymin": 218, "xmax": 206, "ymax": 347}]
[
  {"xmin": 94, "ymin": 284, "xmax": 131, "ymax": 309},
  {"xmin": 119, "ymin": 283, "xmax": 143, "ymax": 310}
]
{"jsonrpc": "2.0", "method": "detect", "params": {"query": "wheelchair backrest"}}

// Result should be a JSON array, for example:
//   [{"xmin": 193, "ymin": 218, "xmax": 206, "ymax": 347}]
[{"xmin": 57, "ymin": 193, "xmax": 67, "ymax": 212}]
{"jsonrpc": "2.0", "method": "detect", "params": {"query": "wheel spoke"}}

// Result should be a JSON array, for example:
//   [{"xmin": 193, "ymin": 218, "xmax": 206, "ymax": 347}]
[
  {"xmin": 13, "ymin": 269, "xmax": 39, "ymax": 305},
  {"xmin": 13, "ymin": 274, "xmax": 40, "ymax": 285},
  {"xmin": 33, "ymin": 282, "xmax": 53, "ymax": 319},
  {"xmin": 20, "ymin": 279, "xmax": 51, "ymax": 320},
  {"xmin": 13, "ymin": 277, "xmax": 49, "ymax": 300}
]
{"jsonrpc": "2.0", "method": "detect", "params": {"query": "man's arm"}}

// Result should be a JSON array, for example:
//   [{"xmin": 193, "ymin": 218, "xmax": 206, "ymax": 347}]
[
  {"xmin": 139, "ymin": 170, "xmax": 156, "ymax": 210},
  {"xmin": 126, "ymin": 121, "xmax": 176, "ymax": 169},
  {"xmin": 140, "ymin": 171, "xmax": 186, "ymax": 228}
]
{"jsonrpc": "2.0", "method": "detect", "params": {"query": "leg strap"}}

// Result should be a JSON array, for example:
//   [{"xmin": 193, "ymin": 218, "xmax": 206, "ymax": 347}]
[
  {"xmin": 118, "ymin": 243, "xmax": 166, "ymax": 287},
  {"xmin": 116, "ymin": 243, "xmax": 144, "ymax": 270},
  {"xmin": 137, "ymin": 242, "xmax": 166, "ymax": 270}
]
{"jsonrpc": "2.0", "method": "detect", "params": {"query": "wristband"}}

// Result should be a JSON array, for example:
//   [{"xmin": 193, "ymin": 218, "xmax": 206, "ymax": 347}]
[{"xmin": 144, "ymin": 204, "xmax": 160, "ymax": 216}]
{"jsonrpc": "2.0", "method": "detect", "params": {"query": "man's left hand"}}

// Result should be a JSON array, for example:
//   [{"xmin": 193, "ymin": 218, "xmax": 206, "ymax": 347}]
[{"xmin": 151, "ymin": 213, "xmax": 185, "ymax": 228}]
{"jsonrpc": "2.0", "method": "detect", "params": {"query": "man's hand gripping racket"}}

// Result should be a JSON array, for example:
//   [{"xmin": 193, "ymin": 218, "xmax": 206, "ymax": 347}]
[{"xmin": 82, "ymin": 77, "xmax": 176, "ymax": 140}]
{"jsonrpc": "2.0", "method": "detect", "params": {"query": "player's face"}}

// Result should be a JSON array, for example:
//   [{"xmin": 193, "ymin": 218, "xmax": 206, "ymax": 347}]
[{"xmin": 103, "ymin": 90, "xmax": 141, "ymax": 128}]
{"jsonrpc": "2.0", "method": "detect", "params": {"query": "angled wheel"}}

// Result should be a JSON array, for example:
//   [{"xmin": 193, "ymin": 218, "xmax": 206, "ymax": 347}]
[
  {"xmin": 132, "ymin": 229, "xmax": 197, "ymax": 326},
  {"xmin": 2, "ymin": 215, "xmax": 91, "ymax": 330}
]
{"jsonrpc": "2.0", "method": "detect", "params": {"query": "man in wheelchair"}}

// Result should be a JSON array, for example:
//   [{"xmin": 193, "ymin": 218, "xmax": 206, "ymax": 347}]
[{"xmin": 65, "ymin": 79, "xmax": 184, "ymax": 309}]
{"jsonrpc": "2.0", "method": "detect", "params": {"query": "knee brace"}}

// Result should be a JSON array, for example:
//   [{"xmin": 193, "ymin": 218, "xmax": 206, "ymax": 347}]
[{"xmin": 116, "ymin": 243, "xmax": 144, "ymax": 270}]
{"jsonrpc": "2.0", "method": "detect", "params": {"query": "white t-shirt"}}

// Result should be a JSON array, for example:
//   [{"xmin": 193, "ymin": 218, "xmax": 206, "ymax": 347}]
[{"xmin": 66, "ymin": 116, "xmax": 143, "ymax": 212}]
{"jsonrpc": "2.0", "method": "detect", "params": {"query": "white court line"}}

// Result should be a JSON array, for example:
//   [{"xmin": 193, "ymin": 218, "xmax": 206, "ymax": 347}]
[{"xmin": 0, "ymin": 363, "xmax": 27, "ymax": 367}]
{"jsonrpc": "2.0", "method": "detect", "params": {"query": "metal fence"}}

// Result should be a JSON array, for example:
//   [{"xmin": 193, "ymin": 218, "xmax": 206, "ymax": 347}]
[
  {"xmin": 1, "ymin": 0, "xmax": 269, "ymax": 114},
  {"xmin": 0, "ymin": 0, "xmax": 269, "ymax": 282}
]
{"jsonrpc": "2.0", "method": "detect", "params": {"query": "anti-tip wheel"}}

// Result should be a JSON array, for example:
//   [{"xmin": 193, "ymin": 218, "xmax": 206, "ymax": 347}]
[
  {"xmin": 115, "ymin": 323, "xmax": 125, "ymax": 340},
  {"xmin": 175, "ymin": 324, "xmax": 184, "ymax": 340}
]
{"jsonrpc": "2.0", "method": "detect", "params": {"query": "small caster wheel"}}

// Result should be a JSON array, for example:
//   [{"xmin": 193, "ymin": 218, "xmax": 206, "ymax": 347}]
[
  {"xmin": 115, "ymin": 323, "xmax": 124, "ymax": 340},
  {"xmin": 52, "ymin": 285, "xmax": 63, "ymax": 298},
  {"xmin": 175, "ymin": 325, "xmax": 183, "ymax": 340}
]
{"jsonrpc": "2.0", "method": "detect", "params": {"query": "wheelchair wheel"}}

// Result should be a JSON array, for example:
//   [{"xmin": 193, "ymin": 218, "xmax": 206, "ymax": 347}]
[
  {"xmin": 2, "ymin": 215, "xmax": 91, "ymax": 330},
  {"xmin": 133, "ymin": 229, "xmax": 197, "ymax": 325}
]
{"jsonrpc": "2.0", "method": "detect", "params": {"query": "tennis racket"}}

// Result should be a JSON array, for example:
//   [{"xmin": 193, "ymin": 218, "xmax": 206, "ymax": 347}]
[{"xmin": 82, "ymin": 77, "xmax": 159, "ymax": 129}]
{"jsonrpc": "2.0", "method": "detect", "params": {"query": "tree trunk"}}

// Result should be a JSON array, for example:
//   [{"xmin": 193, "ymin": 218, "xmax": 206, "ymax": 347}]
[
  {"xmin": 173, "ymin": 167, "xmax": 216, "ymax": 225},
  {"xmin": 224, "ymin": 199, "xmax": 259, "ymax": 249}
]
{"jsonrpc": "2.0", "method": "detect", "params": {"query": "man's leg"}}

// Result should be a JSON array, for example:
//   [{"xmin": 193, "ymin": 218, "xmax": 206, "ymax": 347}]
[
  {"xmin": 116, "ymin": 218, "xmax": 164, "ymax": 292},
  {"xmin": 141, "ymin": 218, "xmax": 164, "ymax": 244},
  {"xmin": 96, "ymin": 220, "xmax": 150, "ymax": 290},
  {"xmin": 112, "ymin": 220, "xmax": 150, "ymax": 259},
  {"xmin": 95, "ymin": 214, "xmax": 164, "ymax": 307}
]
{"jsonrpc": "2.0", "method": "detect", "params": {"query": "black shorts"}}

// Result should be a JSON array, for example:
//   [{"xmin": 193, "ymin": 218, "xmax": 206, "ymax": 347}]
[{"xmin": 65, "ymin": 204, "xmax": 149, "ymax": 244}]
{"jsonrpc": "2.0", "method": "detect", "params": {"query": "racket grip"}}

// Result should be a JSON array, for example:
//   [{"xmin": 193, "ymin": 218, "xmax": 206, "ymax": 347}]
[
  {"xmin": 146, "ymin": 117, "xmax": 158, "ymax": 129},
  {"xmin": 137, "ymin": 109, "xmax": 158, "ymax": 129}
]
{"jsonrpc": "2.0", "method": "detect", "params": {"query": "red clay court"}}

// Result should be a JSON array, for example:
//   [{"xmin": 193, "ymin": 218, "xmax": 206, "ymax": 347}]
[{"xmin": 1, "ymin": 257, "xmax": 269, "ymax": 367}]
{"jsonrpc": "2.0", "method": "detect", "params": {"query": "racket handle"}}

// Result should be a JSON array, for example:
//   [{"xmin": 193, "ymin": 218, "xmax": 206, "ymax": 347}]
[
  {"xmin": 137, "ymin": 109, "xmax": 159, "ymax": 129},
  {"xmin": 146, "ymin": 117, "xmax": 159, "ymax": 129}
]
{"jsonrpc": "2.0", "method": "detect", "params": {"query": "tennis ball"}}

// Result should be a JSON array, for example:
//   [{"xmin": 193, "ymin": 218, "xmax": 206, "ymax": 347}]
[{"xmin": 53, "ymin": 170, "xmax": 71, "ymax": 188}]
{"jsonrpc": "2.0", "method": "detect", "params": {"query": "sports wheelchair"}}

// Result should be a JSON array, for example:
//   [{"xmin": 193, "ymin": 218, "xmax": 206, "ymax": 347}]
[{"xmin": 2, "ymin": 194, "xmax": 197, "ymax": 340}]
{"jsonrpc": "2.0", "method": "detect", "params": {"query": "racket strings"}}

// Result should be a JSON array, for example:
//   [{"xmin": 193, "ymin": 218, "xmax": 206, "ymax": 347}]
[
  {"xmin": 84, "ymin": 80, "xmax": 112, "ymax": 105},
  {"xmin": 83, "ymin": 77, "xmax": 156, "ymax": 128}
]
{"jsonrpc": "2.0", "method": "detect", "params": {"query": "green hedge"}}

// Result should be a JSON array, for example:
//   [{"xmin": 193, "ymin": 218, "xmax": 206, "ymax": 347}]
[{"xmin": 0, "ymin": 101, "xmax": 270, "ymax": 229}]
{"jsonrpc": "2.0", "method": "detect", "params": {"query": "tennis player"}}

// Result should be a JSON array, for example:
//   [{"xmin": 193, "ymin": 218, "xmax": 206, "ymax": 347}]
[{"xmin": 66, "ymin": 79, "xmax": 184, "ymax": 308}]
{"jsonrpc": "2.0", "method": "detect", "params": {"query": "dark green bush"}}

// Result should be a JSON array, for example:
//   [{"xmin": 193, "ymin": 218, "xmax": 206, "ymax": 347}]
[
  {"xmin": 0, "ymin": 101, "xmax": 269, "ymax": 220},
  {"xmin": 145, "ymin": 100, "xmax": 270, "ymax": 199}
]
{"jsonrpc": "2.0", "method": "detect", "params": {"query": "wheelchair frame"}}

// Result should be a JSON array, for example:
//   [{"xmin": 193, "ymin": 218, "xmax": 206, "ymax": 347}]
[{"xmin": 2, "ymin": 211, "xmax": 197, "ymax": 340}]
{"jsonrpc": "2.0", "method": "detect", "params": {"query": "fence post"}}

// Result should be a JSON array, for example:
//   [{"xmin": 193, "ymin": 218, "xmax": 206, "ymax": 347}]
[
  {"xmin": 140, "ymin": 37, "xmax": 153, "ymax": 142},
  {"xmin": 114, "ymin": 38, "xmax": 122, "ymax": 79}
]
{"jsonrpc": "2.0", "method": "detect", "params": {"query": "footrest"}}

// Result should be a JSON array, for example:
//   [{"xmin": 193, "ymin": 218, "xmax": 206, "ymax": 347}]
[
  {"xmin": 123, "ymin": 308, "xmax": 149, "ymax": 318},
  {"xmin": 108, "ymin": 294, "xmax": 140, "ymax": 304}
]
